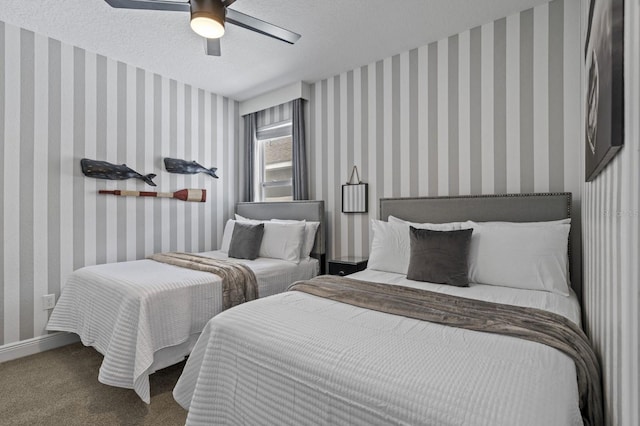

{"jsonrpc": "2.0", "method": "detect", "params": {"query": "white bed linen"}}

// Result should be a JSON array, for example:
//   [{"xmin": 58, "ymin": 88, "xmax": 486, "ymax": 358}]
[
  {"xmin": 46, "ymin": 251, "xmax": 318, "ymax": 403},
  {"xmin": 174, "ymin": 269, "xmax": 584, "ymax": 426}
]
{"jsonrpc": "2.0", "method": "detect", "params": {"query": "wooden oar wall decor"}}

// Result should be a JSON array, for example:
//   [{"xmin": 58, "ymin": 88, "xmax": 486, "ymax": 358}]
[{"xmin": 99, "ymin": 189, "xmax": 206, "ymax": 202}]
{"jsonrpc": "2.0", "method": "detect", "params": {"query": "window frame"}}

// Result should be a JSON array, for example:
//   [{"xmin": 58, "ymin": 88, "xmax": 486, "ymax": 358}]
[{"xmin": 255, "ymin": 120, "xmax": 293, "ymax": 202}]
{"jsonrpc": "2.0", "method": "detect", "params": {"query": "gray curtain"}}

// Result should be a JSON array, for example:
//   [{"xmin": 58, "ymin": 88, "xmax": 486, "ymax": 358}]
[
  {"xmin": 243, "ymin": 113, "xmax": 257, "ymax": 202},
  {"xmin": 291, "ymin": 98, "xmax": 309, "ymax": 200}
]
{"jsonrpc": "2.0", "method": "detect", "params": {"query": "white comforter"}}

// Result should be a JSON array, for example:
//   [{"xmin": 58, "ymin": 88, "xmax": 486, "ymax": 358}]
[
  {"xmin": 46, "ymin": 251, "xmax": 318, "ymax": 403},
  {"xmin": 173, "ymin": 269, "xmax": 584, "ymax": 426}
]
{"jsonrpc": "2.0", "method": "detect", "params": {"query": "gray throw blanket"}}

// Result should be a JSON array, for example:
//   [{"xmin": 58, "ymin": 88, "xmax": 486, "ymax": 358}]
[
  {"xmin": 289, "ymin": 275, "xmax": 603, "ymax": 426},
  {"xmin": 149, "ymin": 252, "xmax": 258, "ymax": 310}
]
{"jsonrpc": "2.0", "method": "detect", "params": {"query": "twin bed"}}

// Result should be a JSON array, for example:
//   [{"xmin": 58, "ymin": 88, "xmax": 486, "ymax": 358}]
[
  {"xmin": 46, "ymin": 200, "xmax": 325, "ymax": 403},
  {"xmin": 48, "ymin": 193, "xmax": 601, "ymax": 425}
]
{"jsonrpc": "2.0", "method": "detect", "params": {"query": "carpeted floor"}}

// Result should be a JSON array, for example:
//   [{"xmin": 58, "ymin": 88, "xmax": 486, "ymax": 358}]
[{"xmin": 0, "ymin": 342, "xmax": 187, "ymax": 426}]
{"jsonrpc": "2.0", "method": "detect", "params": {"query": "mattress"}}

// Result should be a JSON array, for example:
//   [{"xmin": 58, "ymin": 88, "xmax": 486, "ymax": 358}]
[
  {"xmin": 46, "ymin": 251, "xmax": 319, "ymax": 403},
  {"xmin": 174, "ymin": 269, "xmax": 584, "ymax": 426}
]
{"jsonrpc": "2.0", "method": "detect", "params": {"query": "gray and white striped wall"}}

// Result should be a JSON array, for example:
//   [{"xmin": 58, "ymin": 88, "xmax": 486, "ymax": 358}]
[
  {"xmin": 307, "ymin": 0, "xmax": 582, "ymax": 262},
  {"xmin": 256, "ymin": 102, "xmax": 292, "ymax": 128},
  {"xmin": 0, "ymin": 20, "xmax": 239, "ymax": 348},
  {"xmin": 582, "ymin": 0, "xmax": 640, "ymax": 424}
]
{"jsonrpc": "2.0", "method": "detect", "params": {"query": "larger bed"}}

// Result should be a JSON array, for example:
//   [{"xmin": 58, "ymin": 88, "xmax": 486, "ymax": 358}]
[
  {"xmin": 173, "ymin": 193, "xmax": 602, "ymax": 426},
  {"xmin": 46, "ymin": 200, "xmax": 325, "ymax": 403}
]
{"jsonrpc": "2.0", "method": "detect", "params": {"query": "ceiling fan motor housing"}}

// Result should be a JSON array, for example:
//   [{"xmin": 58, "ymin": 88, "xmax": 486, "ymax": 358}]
[{"xmin": 190, "ymin": 0, "xmax": 226, "ymax": 36}]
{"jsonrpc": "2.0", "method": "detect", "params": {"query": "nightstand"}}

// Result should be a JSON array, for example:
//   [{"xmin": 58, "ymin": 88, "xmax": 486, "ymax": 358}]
[{"xmin": 328, "ymin": 257, "xmax": 368, "ymax": 277}]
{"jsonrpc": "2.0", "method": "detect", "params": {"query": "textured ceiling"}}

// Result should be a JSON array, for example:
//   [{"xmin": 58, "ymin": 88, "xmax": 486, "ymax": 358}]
[{"xmin": 0, "ymin": 0, "xmax": 550, "ymax": 101}]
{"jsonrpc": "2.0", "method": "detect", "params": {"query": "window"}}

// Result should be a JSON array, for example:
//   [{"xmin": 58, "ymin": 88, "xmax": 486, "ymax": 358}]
[{"xmin": 256, "ymin": 121, "xmax": 293, "ymax": 202}]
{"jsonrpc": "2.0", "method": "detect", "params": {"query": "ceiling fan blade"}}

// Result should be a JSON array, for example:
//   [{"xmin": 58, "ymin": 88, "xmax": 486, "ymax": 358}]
[
  {"xmin": 104, "ymin": 0, "xmax": 190, "ymax": 12},
  {"xmin": 226, "ymin": 9, "xmax": 301, "ymax": 45},
  {"xmin": 221, "ymin": 0, "xmax": 237, "ymax": 7},
  {"xmin": 205, "ymin": 38, "xmax": 222, "ymax": 56}
]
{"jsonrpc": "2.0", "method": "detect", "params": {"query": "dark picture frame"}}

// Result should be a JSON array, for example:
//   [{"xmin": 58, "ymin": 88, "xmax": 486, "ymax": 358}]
[{"xmin": 584, "ymin": 0, "xmax": 625, "ymax": 182}]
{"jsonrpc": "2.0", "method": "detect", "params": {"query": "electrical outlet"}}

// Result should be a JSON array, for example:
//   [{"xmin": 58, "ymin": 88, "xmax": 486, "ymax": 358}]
[{"xmin": 43, "ymin": 294, "xmax": 56, "ymax": 310}]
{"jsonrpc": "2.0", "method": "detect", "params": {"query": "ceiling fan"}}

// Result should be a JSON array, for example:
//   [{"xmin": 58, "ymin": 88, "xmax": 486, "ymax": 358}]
[{"xmin": 104, "ymin": 0, "xmax": 301, "ymax": 56}]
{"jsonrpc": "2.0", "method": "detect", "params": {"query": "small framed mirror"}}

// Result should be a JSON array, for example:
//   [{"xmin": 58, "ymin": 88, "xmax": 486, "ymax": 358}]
[{"xmin": 342, "ymin": 183, "xmax": 368, "ymax": 213}]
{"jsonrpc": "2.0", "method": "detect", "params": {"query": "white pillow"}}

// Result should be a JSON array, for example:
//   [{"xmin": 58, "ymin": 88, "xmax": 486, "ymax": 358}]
[
  {"xmin": 235, "ymin": 214, "xmax": 318, "ymax": 260},
  {"xmin": 221, "ymin": 218, "xmax": 306, "ymax": 263},
  {"xmin": 235, "ymin": 214, "xmax": 262, "ymax": 224},
  {"xmin": 260, "ymin": 222, "xmax": 306, "ymax": 263},
  {"xmin": 368, "ymin": 219, "xmax": 461, "ymax": 275},
  {"xmin": 220, "ymin": 219, "xmax": 236, "ymax": 253},
  {"xmin": 387, "ymin": 215, "xmax": 407, "ymax": 224},
  {"xmin": 388, "ymin": 215, "xmax": 468, "ymax": 229},
  {"xmin": 480, "ymin": 218, "xmax": 571, "ymax": 226},
  {"xmin": 467, "ymin": 221, "xmax": 571, "ymax": 295},
  {"xmin": 271, "ymin": 219, "xmax": 320, "ymax": 259},
  {"xmin": 389, "ymin": 215, "xmax": 570, "ymax": 228}
]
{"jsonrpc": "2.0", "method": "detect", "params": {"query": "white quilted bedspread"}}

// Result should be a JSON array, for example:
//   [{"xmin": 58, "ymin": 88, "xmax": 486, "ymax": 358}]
[
  {"xmin": 174, "ymin": 270, "xmax": 584, "ymax": 425},
  {"xmin": 46, "ymin": 251, "xmax": 318, "ymax": 403}
]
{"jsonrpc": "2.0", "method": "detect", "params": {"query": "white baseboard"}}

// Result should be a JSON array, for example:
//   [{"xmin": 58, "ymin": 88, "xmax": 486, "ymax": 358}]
[{"xmin": 0, "ymin": 332, "xmax": 80, "ymax": 363}]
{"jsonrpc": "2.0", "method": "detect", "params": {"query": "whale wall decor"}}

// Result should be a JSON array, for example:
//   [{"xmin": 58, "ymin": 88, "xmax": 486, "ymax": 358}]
[
  {"xmin": 80, "ymin": 159, "xmax": 157, "ymax": 186},
  {"xmin": 164, "ymin": 158, "xmax": 219, "ymax": 179}
]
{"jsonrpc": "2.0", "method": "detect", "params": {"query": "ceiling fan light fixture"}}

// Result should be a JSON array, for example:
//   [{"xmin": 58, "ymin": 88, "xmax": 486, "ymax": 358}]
[
  {"xmin": 190, "ymin": 0, "xmax": 226, "ymax": 39},
  {"xmin": 190, "ymin": 16, "xmax": 225, "ymax": 38}
]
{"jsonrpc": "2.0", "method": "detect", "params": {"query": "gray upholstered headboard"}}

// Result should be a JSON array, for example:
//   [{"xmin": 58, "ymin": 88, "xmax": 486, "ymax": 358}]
[
  {"xmin": 379, "ymin": 193, "xmax": 581, "ymax": 300},
  {"xmin": 235, "ymin": 201, "xmax": 326, "ymax": 256}
]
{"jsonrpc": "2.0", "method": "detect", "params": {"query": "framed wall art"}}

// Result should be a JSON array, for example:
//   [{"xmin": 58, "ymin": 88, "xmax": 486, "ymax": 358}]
[{"xmin": 584, "ymin": 0, "xmax": 625, "ymax": 182}]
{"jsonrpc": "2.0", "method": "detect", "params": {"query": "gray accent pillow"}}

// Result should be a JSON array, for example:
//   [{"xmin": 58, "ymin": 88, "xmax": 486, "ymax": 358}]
[
  {"xmin": 407, "ymin": 227, "xmax": 473, "ymax": 287},
  {"xmin": 228, "ymin": 222, "xmax": 264, "ymax": 260}
]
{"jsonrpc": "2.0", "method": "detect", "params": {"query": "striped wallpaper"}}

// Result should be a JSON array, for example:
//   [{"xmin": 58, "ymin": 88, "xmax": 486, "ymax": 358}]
[
  {"xmin": 256, "ymin": 102, "xmax": 292, "ymax": 128},
  {"xmin": 582, "ymin": 0, "xmax": 640, "ymax": 424},
  {"xmin": 307, "ymin": 0, "xmax": 582, "ymax": 267},
  {"xmin": 0, "ymin": 20, "xmax": 239, "ymax": 346}
]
